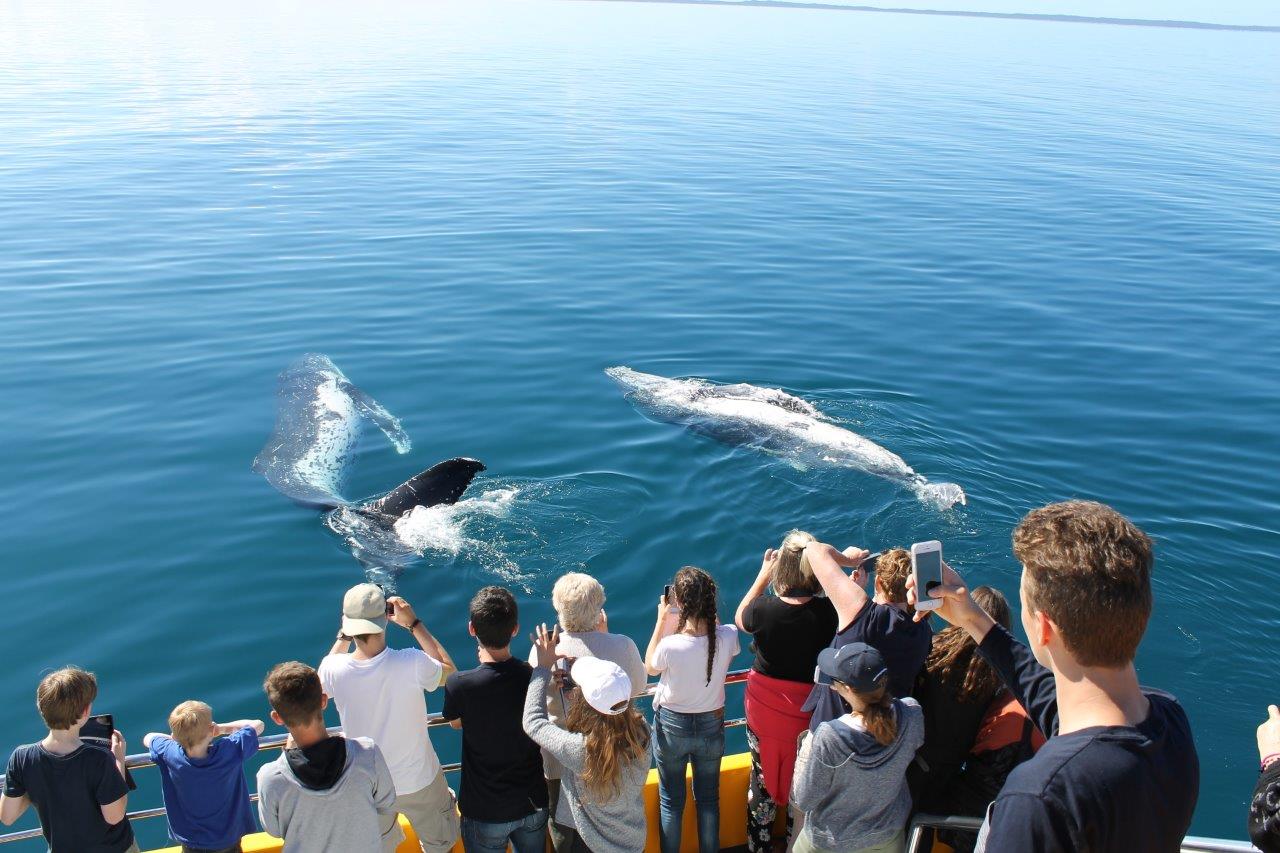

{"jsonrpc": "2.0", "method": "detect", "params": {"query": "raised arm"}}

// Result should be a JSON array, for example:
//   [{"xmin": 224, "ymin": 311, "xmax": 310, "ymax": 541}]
[
  {"xmin": 389, "ymin": 597, "xmax": 457, "ymax": 679},
  {"xmin": 904, "ymin": 560, "xmax": 1059, "ymax": 734},
  {"xmin": 523, "ymin": 625, "xmax": 586, "ymax": 772},
  {"xmin": 804, "ymin": 542, "xmax": 872, "ymax": 630},
  {"xmin": 100, "ymin": 731, "xmax": 129, "ymax": 825},
  {"xmin": 645, "ymin": 593, "xmax": 679, "ymax": 676},
  {"xmin": 735, "ymin": 549, "xmax": 777, "ymax": 631}
]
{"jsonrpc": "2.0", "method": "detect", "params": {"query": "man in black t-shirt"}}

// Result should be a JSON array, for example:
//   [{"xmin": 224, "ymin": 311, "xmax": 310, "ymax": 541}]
[
  {"xmin": 0, "ymin": 667, "xmax": 136, "ymax": 853},
  {"xmin": 907, "ymin": 501, "xmax": 1199, "ymax": 852},
  {"xmin": 442, "ymin": 586, "xmax": 548, "ymax": 853}
]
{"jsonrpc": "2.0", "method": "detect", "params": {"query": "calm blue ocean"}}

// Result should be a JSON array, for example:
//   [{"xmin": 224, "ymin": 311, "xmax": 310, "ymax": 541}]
[{"xmin": 2, "ymin": 0, "xmax": 1277, "ymax": 846}]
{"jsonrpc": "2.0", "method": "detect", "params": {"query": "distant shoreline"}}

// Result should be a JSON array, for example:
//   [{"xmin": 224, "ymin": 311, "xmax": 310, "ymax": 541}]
[{"xmin": 566, "ymin": 0, "xmax": 1280, "ymax": 33}]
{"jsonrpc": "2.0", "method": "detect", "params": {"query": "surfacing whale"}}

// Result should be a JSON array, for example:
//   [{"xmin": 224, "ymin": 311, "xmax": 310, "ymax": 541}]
[
  {"xmin": 252, "ymin": 354, "xmax": 486, "ymax": 576},
  {"xmin": 605, "ymin": 366, "xmax": 966, "ymax": 509}
]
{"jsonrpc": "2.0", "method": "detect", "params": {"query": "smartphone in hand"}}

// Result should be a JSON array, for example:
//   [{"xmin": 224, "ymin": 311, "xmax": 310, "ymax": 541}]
[
  {"xmin": 910, "ymin": 541, "xmax": 944, "ymax": 612},
  {"xmin": 80, "ymin": 714, "xmax": 113, "ymax": 747}
]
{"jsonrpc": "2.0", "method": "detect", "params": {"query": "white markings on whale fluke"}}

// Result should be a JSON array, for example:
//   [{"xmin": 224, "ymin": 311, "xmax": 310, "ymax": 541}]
[
  {"xmin": 252, "ymin": 354, "xmax": 488, "ymax": 582},
  {"xmin": 605, "ymin": 366, "xmax": 966, "ymax": 509}
]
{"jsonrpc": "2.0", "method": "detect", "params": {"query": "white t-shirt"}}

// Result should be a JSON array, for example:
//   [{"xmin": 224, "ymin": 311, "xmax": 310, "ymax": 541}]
[
  {"xmin": 318, "ymin": 646, "xmax": 443, "ymax": 795},
  {"xmin": 652, "ymin": 624, "xmax": 740, "ymax": 713}
]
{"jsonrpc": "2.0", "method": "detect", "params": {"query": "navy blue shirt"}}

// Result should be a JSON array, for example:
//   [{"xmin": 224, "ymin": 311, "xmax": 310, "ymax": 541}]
[
  {"xmin": 975, "ymin": 624, "xmax": 1199, "ymax": 852},
  {"xmin": 149, "ymin": 727, "xmax": 259, "ymax": 849},
  {"xmin": 804, "ymin": 600, "xmax": 932, "ymax": 730},
  {"xmin": 3, "ymin": 743, "xmax": 133, "ymax": 853}
]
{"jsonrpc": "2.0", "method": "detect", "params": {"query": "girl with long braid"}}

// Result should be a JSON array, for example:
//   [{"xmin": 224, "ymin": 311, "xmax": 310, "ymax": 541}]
[{"xmin": 645, "ymin": 566, "xmax": 740, "ymax": 853}]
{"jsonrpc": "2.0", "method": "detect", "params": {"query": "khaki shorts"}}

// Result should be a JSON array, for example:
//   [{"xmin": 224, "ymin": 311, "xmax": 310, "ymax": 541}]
[{"xmin": 381, "ymin": 771, "xmax": 460, "ymax": 853}]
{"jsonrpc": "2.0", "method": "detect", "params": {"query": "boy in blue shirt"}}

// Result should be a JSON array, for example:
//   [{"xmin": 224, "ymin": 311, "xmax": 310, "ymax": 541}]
[{"xmin": 143, "ymin": 701, "xmax": 264, "ymax": 853}]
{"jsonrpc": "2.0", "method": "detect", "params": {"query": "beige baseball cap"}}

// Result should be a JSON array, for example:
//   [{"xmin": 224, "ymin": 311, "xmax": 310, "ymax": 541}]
[{"xmin": 342, "ymin": 583, "xmax": 388, "ymax": 636}]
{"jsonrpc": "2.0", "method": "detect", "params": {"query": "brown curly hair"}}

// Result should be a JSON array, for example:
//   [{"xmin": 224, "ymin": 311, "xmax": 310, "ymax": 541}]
[
  {"xmin": 565, "ymin": 692, "xmax": 650, "ymax": 802},
  {"xmin": 924, "ymin": 586, "xmax": 1012, "ymax": 704},
  {"xmin": 672, "ymin": 566, "xmax": 721, "ymax": 684}
]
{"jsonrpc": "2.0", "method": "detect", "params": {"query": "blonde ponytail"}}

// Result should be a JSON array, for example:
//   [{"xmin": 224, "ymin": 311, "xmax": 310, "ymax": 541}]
[{"xmin": 773, "ymin": 529, "xmax": 819, "ymax": 596}]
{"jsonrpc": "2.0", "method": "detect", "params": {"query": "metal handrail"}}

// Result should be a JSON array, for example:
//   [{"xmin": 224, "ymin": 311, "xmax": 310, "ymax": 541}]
[
  {"xmin": 905, "ymin": 814, "xmax": 1260, "ymax": 853},
  {"xmin": 0, "ymin": 668, "xmax": 749, "ymax": 845},
  {"xmin": 0, "ymin": 669, "xmax": 1256, "ymax": 852}
]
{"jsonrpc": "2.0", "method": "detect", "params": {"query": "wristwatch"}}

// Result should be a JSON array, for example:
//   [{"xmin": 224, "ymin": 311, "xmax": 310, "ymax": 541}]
[{"xmin": 410, "ymin": 618, "xmax": 422, "ymax": 631}]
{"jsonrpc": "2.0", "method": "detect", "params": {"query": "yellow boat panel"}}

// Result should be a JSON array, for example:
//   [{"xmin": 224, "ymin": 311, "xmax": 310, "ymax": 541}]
[{"xmin": 148, "ymin": 752, "xmax": 754, "ymax": 853}]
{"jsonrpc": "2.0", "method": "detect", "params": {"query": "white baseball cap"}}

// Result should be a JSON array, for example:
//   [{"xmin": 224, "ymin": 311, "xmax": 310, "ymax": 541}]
[
  {"xmin": 341, "ymin": 583, "xmax": 388, "ymax": 636},
  {"xmin": 570, "ymin": 657, "xmax": 633, "ymax": 715}
]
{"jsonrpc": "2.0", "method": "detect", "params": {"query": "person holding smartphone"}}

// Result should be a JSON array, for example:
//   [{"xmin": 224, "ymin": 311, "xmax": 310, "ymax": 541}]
[
  {"xmin": 645, "ymin": 566, "xmax": 740, "ymax": 853},
  {"xmin": 0, "ymin": 667, "xmax": 137, "ymax": 853},
  {"xmin": 907, "ymin": 501, "xmax": 1198, "ymax": 852},
  {"xmin": 732, "ymin": 530, "xmax": 838, "ymax": 853},
  {"xmin": 801, "ymin": 544, "xmax": 932, "ymax": 732}
]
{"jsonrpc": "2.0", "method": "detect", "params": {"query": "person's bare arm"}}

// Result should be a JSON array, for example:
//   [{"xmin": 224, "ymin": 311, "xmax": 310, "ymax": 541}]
[
  {"xmin": 217, "ymin": 719, "xmax": 266, "ymax": 736},
  {"xmin": 645, "ymin": 593, "xmax": 679, "ymax": 676},
  {"xmin": 389, "ymin": 597, "xmax": 457, "ymax": 678},
  {"xmin": 99, "ymin": 730, "xmax": 129, "ymax": 824},
  {"xmin": 449, "ymin": 719, "xmax": 463, "ymax": 730},
  {"xmin": 328, "ymin": 631, "xmax": 353, "ymax": 659},
  {"xmin": 805, "ymin": 542, "xmax": 871, "ymax": 629},
  {"xmin": 735, "ymin": 549, "xmax": 777, "ymax": 631},
  {"xmin": 0, "ymin": 794, "xmax": 30, "ymax": 826}
]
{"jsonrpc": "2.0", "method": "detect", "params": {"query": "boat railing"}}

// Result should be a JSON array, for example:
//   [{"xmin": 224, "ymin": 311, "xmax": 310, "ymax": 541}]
[
  {"xmin": 0, "ymin": 668, "xmax": 1257, "ymax": 851},
  {"xmin": 905, "ymin": 814, "xmax": 1258, "ymax": 853},
  {"xmin": 0, "ymin": 670, "xmax": 749, "ymax": 845}
]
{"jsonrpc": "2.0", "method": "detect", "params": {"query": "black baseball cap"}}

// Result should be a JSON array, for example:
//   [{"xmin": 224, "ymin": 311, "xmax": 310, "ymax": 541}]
[{"xmin": 817, "ymin": 642, "xmax": 889, "ymax": 693}]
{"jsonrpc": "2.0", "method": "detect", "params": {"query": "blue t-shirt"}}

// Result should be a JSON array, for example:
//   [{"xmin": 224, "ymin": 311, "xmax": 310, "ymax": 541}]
[
  {"xmin": 804, "ymin": 599, "xmax": 932, "ymax": 730},
  {"xmin": 149, "ymin": 727, "xmax": 259, "ymax": 849}
]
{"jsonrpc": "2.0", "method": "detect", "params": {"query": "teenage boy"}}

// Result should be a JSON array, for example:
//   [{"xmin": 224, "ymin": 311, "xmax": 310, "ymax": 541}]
[
  {"xmin": 256, "ymin": 661, "xmax": 399, "ymax": 852},
  {"xmin": 802, "ymin": 545, "xmax": 932, "ymax": 729},
  {"xmin": 143, "ymin": 701, "xmax": 265, "ymax": 853},
  {"xmin": 319, "ymin": 583, "xmax": 459, "ymax": 853},
  {"xmin": 442, "ymin": 586, "xmax": 548, "ymax": 853},
  {"xmin": 907, "ymin": 500, "xmax": 1199, "ymax": 851},
  {"xmin": 0, "ymin": 667, "xmax": 137, "ymax": 853}
]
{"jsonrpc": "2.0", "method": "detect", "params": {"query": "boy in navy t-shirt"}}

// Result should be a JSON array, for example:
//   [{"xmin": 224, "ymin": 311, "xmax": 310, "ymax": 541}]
[
  {"xmin": 143, "ymin": 701, "xmax": 264, "ymax": 853},
  {"xmin": 908, "ymin": 501, "xmax": 1199, "ymax": 852},
  {"xmin": 0, "ymin": 667, "xmax": 136, "ymax": 853}
]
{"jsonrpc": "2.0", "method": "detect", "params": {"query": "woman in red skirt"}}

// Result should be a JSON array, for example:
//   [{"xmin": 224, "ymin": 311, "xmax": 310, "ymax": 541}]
[{"xmin": 735, "ymin": 531, "xmax": 839, "ymax": 853}]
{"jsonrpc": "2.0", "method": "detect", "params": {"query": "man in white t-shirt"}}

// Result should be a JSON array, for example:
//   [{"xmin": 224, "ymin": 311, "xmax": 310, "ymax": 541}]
[{"xmin": 319, "ymin": 583, "xmax": 459, "ymax": 853}]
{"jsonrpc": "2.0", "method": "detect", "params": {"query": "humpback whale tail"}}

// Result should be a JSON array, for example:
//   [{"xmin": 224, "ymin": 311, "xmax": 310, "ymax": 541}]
[
  {"xmin": 912, "ymin": 479, "xmax": 967, "ymax": 510},
  {"xmin": 362, "ymin": 458, "xmax": 487, "ymax": 519}
]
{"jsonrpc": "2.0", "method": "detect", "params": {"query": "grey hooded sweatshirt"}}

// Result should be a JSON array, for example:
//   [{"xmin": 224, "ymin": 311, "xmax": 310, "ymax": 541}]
[
  {"xmin": 256, "ymin": 736, "xmax": 399, "ymax": 853},
  {"xmin": 792, "ymin": 697, "xmax": 924, "ymax": 852}
]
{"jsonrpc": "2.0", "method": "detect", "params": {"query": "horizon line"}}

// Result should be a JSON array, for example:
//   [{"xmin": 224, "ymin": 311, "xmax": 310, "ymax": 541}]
[{"xmin": 566, "ymin": 0, "xmax": 1280, "ymax": 33}]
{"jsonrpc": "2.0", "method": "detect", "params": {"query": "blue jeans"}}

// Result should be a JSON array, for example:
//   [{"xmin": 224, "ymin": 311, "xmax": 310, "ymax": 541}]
[
  {"xmin": 460, "ymin": 809, "xmax": 548, "ymax": 853},
  {"xmin": 653, "ymin": 706, "xmax": 725, "ymax": 853}
]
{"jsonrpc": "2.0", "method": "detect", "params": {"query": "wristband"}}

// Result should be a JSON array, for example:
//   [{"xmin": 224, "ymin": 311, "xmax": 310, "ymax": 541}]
[
  {"xmin": 1262, "ymin": 753, "xmax": 1280, "ymax": 772},
  {"xmin": 410, "ymin": 618, "xmax": 422, "ymax": 631}
]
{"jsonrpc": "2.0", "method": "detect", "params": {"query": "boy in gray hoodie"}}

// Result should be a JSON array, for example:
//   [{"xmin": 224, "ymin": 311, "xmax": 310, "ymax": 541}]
[
  {"xmin": 792, "ymin": 643, "xmax": 924, "ymax": 853},
  {"xmin": 256, "ymin": 661, "xmax": 401, "ymax": 853}
]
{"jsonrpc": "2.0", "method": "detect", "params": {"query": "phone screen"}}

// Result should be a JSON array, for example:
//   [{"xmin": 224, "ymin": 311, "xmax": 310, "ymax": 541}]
[
  {"xmin": 914, "ymin": 549, "xmax": 943, "ymax": 594},
  {"xmin": 80, "ymin": 714, "xmax": 113, "ymax": 745}
]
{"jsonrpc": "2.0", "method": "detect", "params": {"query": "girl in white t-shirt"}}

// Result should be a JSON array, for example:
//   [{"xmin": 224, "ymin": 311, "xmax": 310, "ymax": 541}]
[{"xmin": 645, "ymin": 566, "xmax": 741, "ymax": 853}]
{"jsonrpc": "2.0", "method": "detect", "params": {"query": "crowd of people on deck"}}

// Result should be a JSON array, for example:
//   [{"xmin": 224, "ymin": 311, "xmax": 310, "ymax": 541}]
[{"xmin": 3, "ymin": 499, "xmax": 1279, "ymax": 853}]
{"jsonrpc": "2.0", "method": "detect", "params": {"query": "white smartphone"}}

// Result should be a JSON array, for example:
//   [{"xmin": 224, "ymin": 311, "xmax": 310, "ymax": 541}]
[{"xmin": 910, "ymin": 540, "xmax": 944, "ymax": 612}]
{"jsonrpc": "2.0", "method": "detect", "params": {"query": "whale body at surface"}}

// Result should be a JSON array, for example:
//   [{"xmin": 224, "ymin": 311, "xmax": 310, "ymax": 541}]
[{"xmin": 605, "ymin": 366, "xmax": 966, "ymax": 509}]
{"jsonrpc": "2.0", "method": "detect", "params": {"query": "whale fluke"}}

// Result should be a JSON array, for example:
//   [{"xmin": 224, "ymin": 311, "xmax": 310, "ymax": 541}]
[{"xmin": 363, "ymin": 458, "xmax": 487, "ymax": 518}]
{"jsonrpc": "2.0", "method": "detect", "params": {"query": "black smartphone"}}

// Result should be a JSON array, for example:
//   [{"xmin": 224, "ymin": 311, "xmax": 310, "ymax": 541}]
[
  {"xmin": 80, "ymin": 713, "xmax": 113, "ymax": 745},
  {"xmin": 663, "ymin": 584, "xmax": 672, "ymax": 602},
  {"xmin": 861, "ymin": 552, "xmax": 881, "ymax": 575}
]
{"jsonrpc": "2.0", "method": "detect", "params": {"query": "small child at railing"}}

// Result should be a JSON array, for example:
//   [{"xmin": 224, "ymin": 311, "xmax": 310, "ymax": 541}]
[{"xmin": 143, "ymin": 701, "xmax": 264, "ymax": 853}]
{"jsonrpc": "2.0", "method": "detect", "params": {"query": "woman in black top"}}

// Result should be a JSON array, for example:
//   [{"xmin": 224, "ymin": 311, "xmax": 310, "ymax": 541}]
[
  {"xmin": 734, "ymin": 530, "xmax": 838, "ymax": 853},
  {"xmin": 908, "ymin": 586, "xmax": 1012, "ymax": 813}
]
